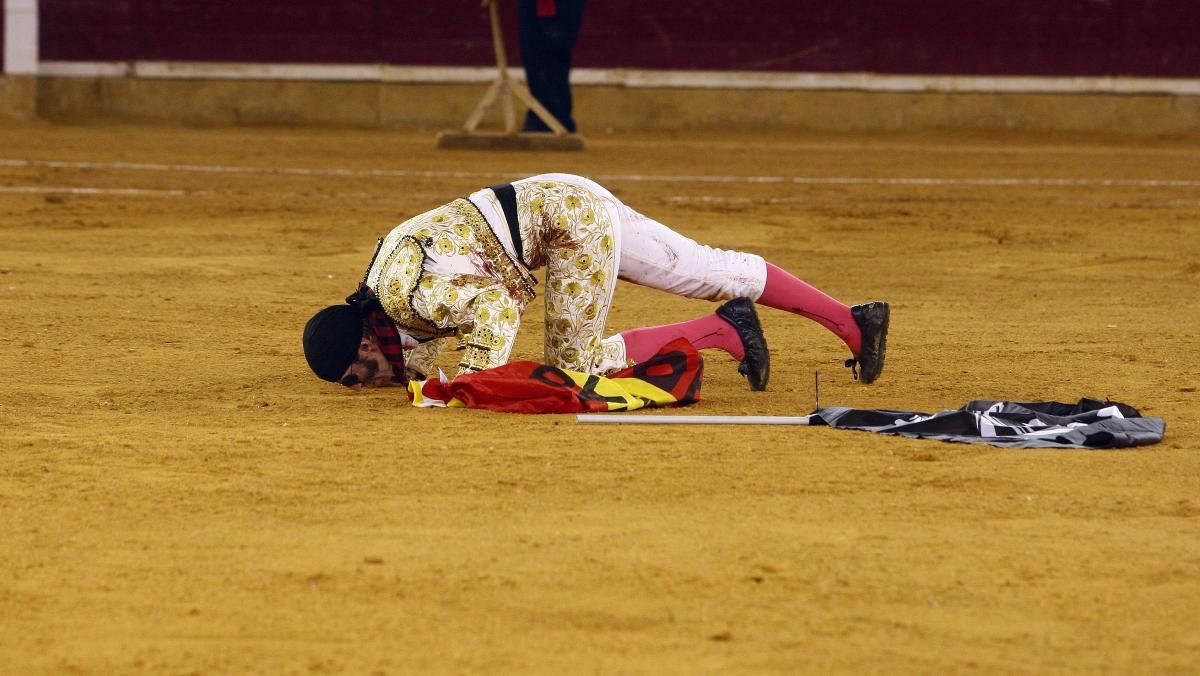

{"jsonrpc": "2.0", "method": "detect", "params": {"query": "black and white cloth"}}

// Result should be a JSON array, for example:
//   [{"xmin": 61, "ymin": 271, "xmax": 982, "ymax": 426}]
[{"xmin": 804, "ymin": 398, "xmax": 1164, "ymax": 449}]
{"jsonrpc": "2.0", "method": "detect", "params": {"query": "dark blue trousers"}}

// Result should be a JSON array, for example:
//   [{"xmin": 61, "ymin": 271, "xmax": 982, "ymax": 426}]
[{"xmin": 518, "ymin": 0, "xmax": 587, "ymax": 133}]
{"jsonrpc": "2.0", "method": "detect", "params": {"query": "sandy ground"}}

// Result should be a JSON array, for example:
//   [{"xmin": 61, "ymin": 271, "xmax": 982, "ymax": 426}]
[{"xmin": 1, "ymin": 122, "xmax": 1198, "ymax": 674}]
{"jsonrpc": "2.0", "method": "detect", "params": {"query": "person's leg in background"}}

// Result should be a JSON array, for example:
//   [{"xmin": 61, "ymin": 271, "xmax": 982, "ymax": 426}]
[{"xmin": 518, "ymin": 0, "xmax": 587, "ymax": 133}]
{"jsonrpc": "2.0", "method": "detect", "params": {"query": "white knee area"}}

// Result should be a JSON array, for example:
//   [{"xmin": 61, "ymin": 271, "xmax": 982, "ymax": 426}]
[{"xmin": 616, "ymin": 208, "xmax": 767, "ymax": 302}]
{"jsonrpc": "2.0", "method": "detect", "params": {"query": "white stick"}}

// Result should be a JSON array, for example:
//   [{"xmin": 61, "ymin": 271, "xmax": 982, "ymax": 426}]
[
  {"xmin": 5, "ymin": 0, "xmax": 39, "ymax": 75},
  {"xmin": 576, "ymin": 414, "xmax": 813, "ymax": 425}
]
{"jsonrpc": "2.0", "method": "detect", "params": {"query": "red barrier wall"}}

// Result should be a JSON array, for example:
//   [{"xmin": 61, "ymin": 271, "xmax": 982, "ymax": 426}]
[{"xmin": 38, "ymin": 0, "xmax": 1200, "ymax": 78}]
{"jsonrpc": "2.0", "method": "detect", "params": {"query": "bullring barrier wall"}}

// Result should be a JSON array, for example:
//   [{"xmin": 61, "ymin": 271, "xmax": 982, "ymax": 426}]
[{"xmin": 7, "ymin": 0, "xmax": 1200, "ymax": 133}]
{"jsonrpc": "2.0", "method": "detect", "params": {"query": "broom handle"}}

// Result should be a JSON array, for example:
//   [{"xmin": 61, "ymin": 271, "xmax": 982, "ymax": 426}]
[{"xmin": 489, "ymin": 1, "xmax": 509, "ymax": 76}]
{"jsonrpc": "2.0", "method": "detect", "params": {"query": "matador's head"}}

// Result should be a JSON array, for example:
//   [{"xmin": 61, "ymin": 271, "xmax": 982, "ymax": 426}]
[{"xmin": 302, "ymin": 288, "xmax": 404, "ymax": 389}]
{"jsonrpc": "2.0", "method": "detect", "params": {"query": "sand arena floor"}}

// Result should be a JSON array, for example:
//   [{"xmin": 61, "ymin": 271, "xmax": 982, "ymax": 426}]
[{"xmin": 1, "ymin": 122, "xmax": 1198, "ymax": 673}]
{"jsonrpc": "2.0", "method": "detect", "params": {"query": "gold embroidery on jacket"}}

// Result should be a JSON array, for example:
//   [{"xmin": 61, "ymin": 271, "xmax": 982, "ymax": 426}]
[
  {"xmin": 456, "ymin": 199, "xmax": 536, "ymax": 304},
  {"xmin": 376, "ymin": 237, "xmax": 444, "ymax": 337},
  {"xmin": 371, "ymin": 199, "xmax": 537, "ymax": 341}
]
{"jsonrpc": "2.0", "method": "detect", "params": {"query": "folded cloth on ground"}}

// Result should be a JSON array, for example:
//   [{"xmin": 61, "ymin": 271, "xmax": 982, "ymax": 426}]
[{"xmin": 408, "ymin": 338, "xmax": 702, "ymax": 414}]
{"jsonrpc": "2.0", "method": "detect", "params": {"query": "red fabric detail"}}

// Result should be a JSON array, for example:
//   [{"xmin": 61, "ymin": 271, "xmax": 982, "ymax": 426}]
[
  {"xmin": 365, "ymin": 308, "xmax": 407, "ymax": 384},
  {"xmin": 620, "ymin": 314, "xmax": 743, "ymax": 362},
  {"xmin": 536, "ymin": 0, "xmax": 557, "ymax": 17},
  {"xmin": 351, "ymin": 284, "xmax": 408, "ymax": 384},
  {"xmin": 758, "ymin": 262, "xmax": 861, "ymax": 353},
  {"xmin": 614, "ymin": 338, "xmax": 704, "ymax": 404},
  {"xmin": 641, "ymin": 362, "xmax": 677, "ymax": 378},
  {"xmin": 428, "ymin": 338, "xmax": 702, "ymax": 414},
  {"xmin": 454, "ymin": 362, "xmax": 604, "ymax": 414}
]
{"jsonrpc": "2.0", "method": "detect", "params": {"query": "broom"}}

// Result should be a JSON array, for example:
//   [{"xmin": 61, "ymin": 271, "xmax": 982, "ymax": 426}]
[{"xmin": 436, "ymin": 0, "xmax": 585, "ymax": 151}]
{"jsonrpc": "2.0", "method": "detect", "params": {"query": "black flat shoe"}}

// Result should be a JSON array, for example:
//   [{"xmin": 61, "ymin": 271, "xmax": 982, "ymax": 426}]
[
  {"xmin": 715, "ymin": 297, "xmax": 770, "ymax": 391},
  {"xmin": 845, "ymin": 301, "xmax": 889, "ymax": 384}
]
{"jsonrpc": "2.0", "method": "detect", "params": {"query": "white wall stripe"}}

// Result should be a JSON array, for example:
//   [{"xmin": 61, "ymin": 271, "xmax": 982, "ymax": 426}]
[
  {"xmin": 34, "ymin": 60, "xmax": 1200, "ymax": 96},
  {"xmin": 4, "ymin": 0, "xmax": 40, "ymax": 75},
  {"xmin": 36, "ymin": 60, "xmax": 128, "ymax": 77},
  {"xmin": 2, "ymin": 157, "xmax": 1198, "ymax": 189}
]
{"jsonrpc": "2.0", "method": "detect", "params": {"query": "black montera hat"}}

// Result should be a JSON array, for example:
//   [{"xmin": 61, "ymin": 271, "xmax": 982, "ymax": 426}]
[{"xmin": 303, "ymin": 305, "xmax": 363, "ymax": 382}]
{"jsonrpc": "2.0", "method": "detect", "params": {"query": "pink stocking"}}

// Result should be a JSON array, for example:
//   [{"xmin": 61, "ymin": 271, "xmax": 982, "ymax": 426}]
[
  {"xmin": 757, "ymin": 263, "xmax": 862, "ymax": 353},
  {"xmin": 619, "ymin": 314, "xmax": 744, "ymax": 363}
]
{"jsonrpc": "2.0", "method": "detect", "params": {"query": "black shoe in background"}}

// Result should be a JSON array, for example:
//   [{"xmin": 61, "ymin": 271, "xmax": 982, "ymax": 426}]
[{"xmin": 845, "ymin": 301, "xmax": 889, "ymax": 384}]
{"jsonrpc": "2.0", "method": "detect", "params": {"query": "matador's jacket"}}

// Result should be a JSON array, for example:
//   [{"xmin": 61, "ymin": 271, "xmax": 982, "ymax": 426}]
[{"xmin": 364, "ymin": 176, "xmax": 622, "ymax": 379}]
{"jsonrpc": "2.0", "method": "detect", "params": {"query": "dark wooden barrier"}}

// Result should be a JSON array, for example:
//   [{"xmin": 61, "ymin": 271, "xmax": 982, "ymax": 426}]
[{"xmin": 38, "ymin": 0, "xmax": 1200, "ymax": 77}]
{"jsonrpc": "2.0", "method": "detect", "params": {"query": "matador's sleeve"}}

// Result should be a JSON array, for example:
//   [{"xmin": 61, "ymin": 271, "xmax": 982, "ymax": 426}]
[
  {"xmin": 458, "ymin": 288, "xmax": 524, "ymax": 375},
  {"xmin": 404, "ymin": 337, "xmax": 449, "ymax": 380}
]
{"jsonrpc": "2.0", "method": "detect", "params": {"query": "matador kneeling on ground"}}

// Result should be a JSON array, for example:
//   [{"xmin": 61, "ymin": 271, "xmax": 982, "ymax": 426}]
[{"xmin": 302, "ymin": 174, "xmax": 889, "ymax": 391}]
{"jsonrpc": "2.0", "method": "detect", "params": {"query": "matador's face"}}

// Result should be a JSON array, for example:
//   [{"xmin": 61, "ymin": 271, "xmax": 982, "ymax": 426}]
[{"xmin": 339, "ymin": 335, "xmax": 398, "ymax": 389}]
